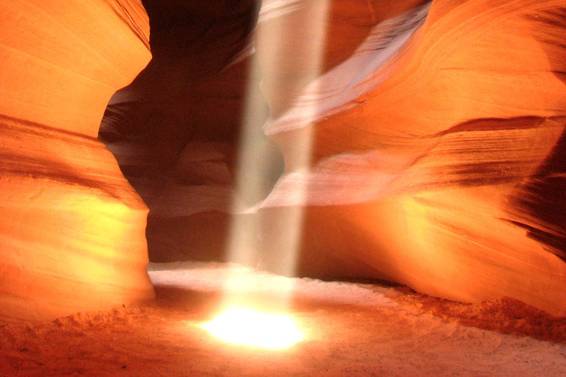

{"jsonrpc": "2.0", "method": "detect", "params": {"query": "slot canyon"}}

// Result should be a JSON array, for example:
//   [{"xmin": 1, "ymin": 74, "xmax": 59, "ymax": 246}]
[{"xmin": 0, "ymin": 0, "xmax": 565, "ymax": 376}]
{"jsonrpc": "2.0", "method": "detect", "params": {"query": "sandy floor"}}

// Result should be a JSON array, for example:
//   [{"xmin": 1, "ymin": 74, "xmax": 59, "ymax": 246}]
[{"xmin": 1, "ymin": 262, "xmax": 565, "ymax": 377}]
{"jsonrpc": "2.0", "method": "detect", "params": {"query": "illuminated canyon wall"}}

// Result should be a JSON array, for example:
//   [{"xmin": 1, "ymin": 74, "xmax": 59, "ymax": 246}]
[
  {"xmin": 103, "ymin": 0, "xmax": 566, "ymax": 316},
  {"xmin": 0, "ymin": 0, "xmax": 154, "ymax": 322},
  {"xmin": 1, "ymin": 0, "xmax": 565, "ymax": 322},
  {"xmin": 262, "ymin": 0, "xmax": 566, "ymax": 315},
  {"xmin": 271, "ymin": 0, "xmax": 566, "ymax": 315}
]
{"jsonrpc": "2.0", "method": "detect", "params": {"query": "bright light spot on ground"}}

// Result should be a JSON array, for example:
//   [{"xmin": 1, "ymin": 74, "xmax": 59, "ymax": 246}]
[{"xmin": 200, "ymin": 307, "xmax": 304, "ymax": 350}]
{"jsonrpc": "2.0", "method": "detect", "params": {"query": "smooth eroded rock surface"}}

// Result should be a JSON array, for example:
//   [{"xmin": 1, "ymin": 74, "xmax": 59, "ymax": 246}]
[
  {"xmin": 102, "ymin": 0, "xmax": 566, "ymax": 315},
  {"xmin": 0, "ymin": 0, "xmax": 154, "ymax": 322},
  {"xmin": 3, "ymin": 0, "xmax": 563, "ymax": 320}
]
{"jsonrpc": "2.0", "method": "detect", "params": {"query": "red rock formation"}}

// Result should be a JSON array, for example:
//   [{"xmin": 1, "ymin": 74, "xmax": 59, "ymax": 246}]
[
  {"xmin": 0, "ymin": 0, "xmax": 154, "ymax": 322},
  {"xmin": 263, "ymin": 0, "xmax": 566, "ymax": 315},
  {"xmin": 1, "ymin": 0, "xmax": 565, "ymax": 322},
  {"xmin": 104, "ymin": 0, "xmax": 566, "ymax": 315}
]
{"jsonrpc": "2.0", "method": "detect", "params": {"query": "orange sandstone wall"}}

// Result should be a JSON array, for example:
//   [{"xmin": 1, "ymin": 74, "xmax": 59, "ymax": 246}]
[
  {"xmin": 97, "ymin": 0, "xmax": 566, "ymax": 316},
  {"xmin": 264, "ymin": 0, "xmax": 566, "ymax": 315},
  {"xmin": 0, "ymin": 0, "xmax": 153, "ymax": 322}
]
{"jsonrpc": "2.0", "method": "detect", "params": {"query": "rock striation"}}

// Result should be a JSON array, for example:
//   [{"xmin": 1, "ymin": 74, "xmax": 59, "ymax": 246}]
[
  {"xmin": 0, "ymin": 0, "xmax": 154, "ymax": 322},
  {"xmin": 262, "ymin": 0, "xmax": 566, "ymax": 315},
  {"xmin": 103, "ymin": 0, "xmax": 566, "ymax": 315},
  {"xmin": 1, "ymin": 0, "xmax": 564, "ymax": 320}
]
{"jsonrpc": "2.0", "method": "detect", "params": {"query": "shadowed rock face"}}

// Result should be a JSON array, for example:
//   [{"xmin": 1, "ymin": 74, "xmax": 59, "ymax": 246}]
[
  {"xmin": 0, "ymin": 0, "xmax": 564, "ymax": 322},
  {"xmin": 100, "ymin": 0, "xmax": 282, "ymax": 262},
  {"xmin": 100, "ymin": 0, "xmax": 432, "ymax": 262}
]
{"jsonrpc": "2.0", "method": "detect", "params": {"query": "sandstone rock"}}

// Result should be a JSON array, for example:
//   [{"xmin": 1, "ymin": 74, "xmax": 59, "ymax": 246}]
[
  {"xmin": 0, "ymin": 0, "xmax": 154, "ymax": 322},
  {"xmin": 113, "ymin": 0, "xmax": 566, "ymax": 315},
  {"xmin": 3, "ymin": 0, "xmax": 563, "ymax": 321},
  {"xmin": 263, "ymin": 0, "xmax": 566, "ymax": 315}
]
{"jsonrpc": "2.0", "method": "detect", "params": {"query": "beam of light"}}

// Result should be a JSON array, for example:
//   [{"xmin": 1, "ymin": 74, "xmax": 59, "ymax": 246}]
[
  {"xmin": 199, "ymin": 306, "xmax": 304, "ymax": 350},
  {"xmin": 199, "ymin": 0, "xmax": 330, "ymax": 349},
  {"xmin": 227, "ymin": 0, "xmax": 330, "ymax": 278}
]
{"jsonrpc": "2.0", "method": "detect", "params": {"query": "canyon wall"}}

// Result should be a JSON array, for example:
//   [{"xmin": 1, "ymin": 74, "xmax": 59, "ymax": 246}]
[
  {"xmin": 1, "ymin": 0, "xmax": 563, "ymax": 321},
  {"xmin": 103, "ymin": 0, "xmax": 566, "ymax": 315},
  {"xmin": 263, "ymin": 0, "xmax": 566, "ymax": 315},
  {"xmin": 0, "ymin": 0, "xmax": 154, "ymax": 322}
]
